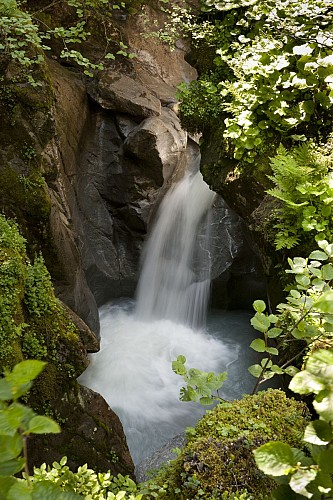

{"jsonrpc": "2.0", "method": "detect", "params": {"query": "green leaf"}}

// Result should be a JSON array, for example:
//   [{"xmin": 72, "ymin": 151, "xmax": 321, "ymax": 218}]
[
  {"xmin": 284, "ymin": 366, "xmax": 299, "ymax": 376},
  {"xmin": 0, "ymin": 433, "xmax": 23, "ymax": 462},
  {"xmin": 26, "ymin": 416, "xmax": 60, "ymax": 435},
  {"xmin": 266, "ymin": 347, "xmax": 279, "ymax": 356},
  {"xmin": 253, "ymin": 300, "xmax": 266, "ymax": 313},
  {"xmin": 10, "ymin": 360, "xmax": 46, "ymax": 385},
  {"xmin": 318, "ymin": 449, "xmax": 333, "ymax": 473},
  {"xmin": 0, "ymin": 403, "xmax": 34, "ymax": 436},
  {"xmin": 289, "ymin": 468, "xmax": 317, "ymax": 498},
  {"xmin": 199, "ymin": 396, "xmax": 214, "ymax": 405},
  {"xmin": 7, "ymin": 479, "xmax": 32, "ymax": 499},
  {"xmin": 309, "ymin": 250, "xmax": 328, "ymax": 261},
  {"xmin": 306, "ymin": 349, "xmax": 333, "ymax": 379},
  {"xmin": 248, "ymin": 364, "xmax": 262, "ymax": 377},
  {"xmin": 315, "ymin": 292, "xmax": 333, "ymax": 313},
  {"xmin": 303, "ymin": 420, "xmax": 332, "ymax": 445},
  {"xmin": 250, "ymin": 338, "xmax": 266, "ymax": 352},
  {"xmin": 289, "ymin": 371, "xmax": 326, "ymax": 395},
  {"xmin": 313, "ymin": 389, "xmax": 333, "ymax": 422},
  {"xmin": 31, "ymin": 480, "xmax": 82, "ymax": 499},
  {"xmin": 0, "ymin": 458, "xmax": 25, "ymax": 476},
  {"xmin": 172, "ymin": 357, "xmax": 187, "ymax": 376},
  {"xmin": 271, "ymin": 365, "xmax": 284, "ymax": 375},
  {"xmin": 253, "ymin": 442, "xmax": 296, "ymax": 476},
  {"xmin": 0, "ymin": 380, "xmax": 14, "ymax": 401},
  {"xmin": 267, "ymin": 328, "xmax": 282, "ymax": 338},
  {"xmin": 250, "ymin": 313, "xmax": 271, "ymax": 332},
  {"xmin": 263, "ymin": 370, "xmax": 275, "ymax": 380},
  {"xmin": 0, "ymin": 477, "xmax": 17, "ymax": 498},
  {"xmin": 321, "ymin": 264, "xmax": 333, "ymax": 280}
]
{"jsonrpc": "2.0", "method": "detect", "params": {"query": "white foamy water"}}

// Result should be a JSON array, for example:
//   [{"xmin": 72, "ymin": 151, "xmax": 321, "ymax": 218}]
[
  {"xmin": 79, "ymin": 170, "xmax": 257, "ymax": 464},
  {"xmin": 135, "ymin": 171, "xmax": 216, "ymax": 328},
  {"xmin": 79, "ymin": 300, "xmax": 236, "ymax": 463}
]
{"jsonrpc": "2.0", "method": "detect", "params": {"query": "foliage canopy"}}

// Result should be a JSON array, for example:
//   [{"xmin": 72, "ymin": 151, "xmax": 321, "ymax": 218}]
[{"xmin": 158, "ymin": 0, "xmax": 333, "ymax": 164}]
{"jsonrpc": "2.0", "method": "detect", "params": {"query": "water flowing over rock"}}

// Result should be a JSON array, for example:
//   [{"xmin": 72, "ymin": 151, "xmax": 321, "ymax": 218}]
[
  {"xmin": 0, "ymin": 0, "xmax": 266, "ymax": 475},
  {"xmin": 135, "ymin": 170, "xmax": 215, "ymax": 328}
]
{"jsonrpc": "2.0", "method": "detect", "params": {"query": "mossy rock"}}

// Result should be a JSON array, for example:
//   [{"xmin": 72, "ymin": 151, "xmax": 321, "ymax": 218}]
[
  {"xmin": 0, "ymin": 215, "xmax": 88, "ymax": 402},
  {"xmin": 143, "ymin": 389, "xmax": 310, "ymax": 499}
]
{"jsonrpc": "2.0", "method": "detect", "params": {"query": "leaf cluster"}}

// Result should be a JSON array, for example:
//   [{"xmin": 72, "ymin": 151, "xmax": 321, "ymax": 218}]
[
  {"xmin": 0, "ymin": 0, "xmax": 140, "ymax": 83},
  {"xmin": 172, "ymin": 355, "xmax": 227, "ymax": 405},
  {"xmin": 248, "ymin": 240, "xmax": 333, "ymax": 393},
  {"xmin": 0, "ymin": 360, "xmax": 67, "ymax": 499},
  {"xmin": 254, "ymin": 349, "xmax": 333, "ymax": 499},
  {"xmin": 266, "ymin": 141, "xmax": 333, "ymax": 250},
  {"xmin": 164, "ymin": 0, "xmax": 333, "ymax": 163}
]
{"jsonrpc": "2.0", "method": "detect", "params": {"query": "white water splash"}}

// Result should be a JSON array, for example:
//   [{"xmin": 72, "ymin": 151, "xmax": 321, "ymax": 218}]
[
  {"xmin": 79, "ymin": 171, "xmax": 239, "ymax": 463},
  {"xmin": 80, "ymin": 300, "xmax": 235, "ymax": 463}
]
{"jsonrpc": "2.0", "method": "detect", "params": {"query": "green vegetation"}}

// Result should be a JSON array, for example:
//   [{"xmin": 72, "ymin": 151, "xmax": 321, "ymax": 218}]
[
  {"xmin": 0, "ymin": 360, "xmax": 142, "ymax": 499},
  {"xmin": 266, "ymin": 140, "xmax": 333, "ymax": 250},
  {"xmin": 254, "ymin": 349, "xmax": 333, "ymax": 499},
  {"xmin": 139, "ymin": 389, "xmax": 309, "ymax": 499},
  {"xmin": 172, "ymin": 355, "xmax": 227, "ymax": 405},
  {"xmin": 248, "ymin": 241, "xmax": 333, "ymax": 392},
  {"xmin": 0, "ymin": 359, "xmax": 67, "ymax": 499},
  {"xmin": 0, "ymin": 214, "xmax": 87, "ymax": 415},
  {"xmin": 0, "ymin": 0, "xmax": 147, "ymax": 83},
  {"xmin": 158, "ymin": 0, "xmax": 333, "ymax": 165}
]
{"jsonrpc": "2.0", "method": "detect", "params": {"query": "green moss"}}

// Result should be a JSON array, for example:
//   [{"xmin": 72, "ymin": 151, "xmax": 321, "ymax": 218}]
[
  {"xmin": 0, "ymin": 167, "xmax": 52, "ymax": 259},
  {"xmin": 0, "ymin": 215, "xmax": 88, "ymax": 419},
  {"xmin": 143, "ymin": 389, "xmax": 309, "ymax": 499},
  {"xmin": 0, "ymin": 215, "xmax": 26, "ymax": 366}
]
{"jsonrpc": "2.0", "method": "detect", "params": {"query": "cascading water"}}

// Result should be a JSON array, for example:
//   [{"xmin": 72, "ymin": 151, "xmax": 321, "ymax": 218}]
[
  {"xmin": 135, "ymin": 171, "xmax": 215, "ymax": 328},
  {"xmin": 79, "ymin": 168, "xmax": 259, "ymax": 464}
]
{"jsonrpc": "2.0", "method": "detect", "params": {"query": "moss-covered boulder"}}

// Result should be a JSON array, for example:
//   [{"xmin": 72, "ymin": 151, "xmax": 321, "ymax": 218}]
[
  {"xmin": 141, "ymin": 389, "xmax": 309, "ymax": 499},
  {"xmin": 0, "ymin": 215, "xmax": 134, "ymax": 477}
]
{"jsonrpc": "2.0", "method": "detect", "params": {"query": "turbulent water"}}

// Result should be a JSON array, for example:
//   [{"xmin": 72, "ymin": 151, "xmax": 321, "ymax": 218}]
[{"xmin": 79, "ymin": 171, "xmax": 259, "ymax": 464}]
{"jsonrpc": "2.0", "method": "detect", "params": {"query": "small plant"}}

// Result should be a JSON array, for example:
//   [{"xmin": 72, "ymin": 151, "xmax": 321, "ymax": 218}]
[
  {"xmin": 248, "ymin": 240, "xmax": 333, "ymax": 394},
  {"xmin": 24, "ymin": 254, "xmax": 56, "ymax": 317},
  {"xmin": 0, "ymin": 0, "xmax": 141, "ymax": 83},
  {"xmin": 172, "ymin": 355, "xmax": 227, "ymax": 405},
  {"xmin": 267, "ymin": 141, "xmax": 333, "ymax": 250},
  {"xmin": 0, "ymin": 359, "xmax": 73, "ymax": 498},
  {"xmin": 254, "ymin": 348, "xmax": 333, "ymax": 499},
  {"xmin": 31, "ymin": 459, "xmax": 142, "ymax": 499}
]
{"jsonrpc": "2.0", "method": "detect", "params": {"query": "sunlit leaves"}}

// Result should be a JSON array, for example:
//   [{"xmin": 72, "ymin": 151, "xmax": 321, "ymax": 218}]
[
  {"xmin": 172, "ymin": 355, "xmax": 227, "ymax": 405},
  {"xmin": 177, "ymin": 0, "xmax": 333, "ymax": 162},
  {"xmin": 253, "ymin": 442, "xmax": 296, "ymax": 476},
  {"xmin": 254, "ymin": 348, "xmax": 333, "ymax": 499}
]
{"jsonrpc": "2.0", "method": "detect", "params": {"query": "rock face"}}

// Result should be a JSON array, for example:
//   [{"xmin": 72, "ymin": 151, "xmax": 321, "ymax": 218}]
[
  {"xmin": 28, "ymin": 385, "xmax": 134, "ymax": 477},
  {"xmin": 0, "ymin": 0, "xmax": 266, "ymax": 475}
]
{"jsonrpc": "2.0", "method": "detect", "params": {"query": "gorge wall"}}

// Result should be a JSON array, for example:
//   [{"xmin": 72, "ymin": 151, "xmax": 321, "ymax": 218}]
[{"xmin": 0, "ymin": 1, "xmax": 265, "ymax": 473}]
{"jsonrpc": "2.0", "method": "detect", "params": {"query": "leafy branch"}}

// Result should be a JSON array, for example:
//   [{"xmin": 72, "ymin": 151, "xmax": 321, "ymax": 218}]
[
  {"xmin": 248, "ymin": 240, "xmax": 333, "ymax": 393},
  {"xmin": 172, "ymin": 355, "xmax": 227, "ymax": 405},
  {"xmin": 254, "ymin": 349, "xmax": 333, "ymax": 499}
]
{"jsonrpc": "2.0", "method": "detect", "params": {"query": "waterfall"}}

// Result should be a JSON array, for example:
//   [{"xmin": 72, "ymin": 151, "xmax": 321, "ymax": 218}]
[
  {"xmin": 78, "ymin": 167, "xmax": 257, "ymax": 465},
  {"xmin": 135, "ymin": 170, "xmax": 216, "ymax": 328}
]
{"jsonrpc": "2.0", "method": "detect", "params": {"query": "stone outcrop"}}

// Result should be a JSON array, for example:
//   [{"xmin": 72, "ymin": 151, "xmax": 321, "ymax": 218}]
[
  {"xmin": 88, "ymin": 72, "xmax": 161, "ymax": 119},
  {"xmin": 28, "ymin": 385, "xmax": 134, "ymax": 477}
]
